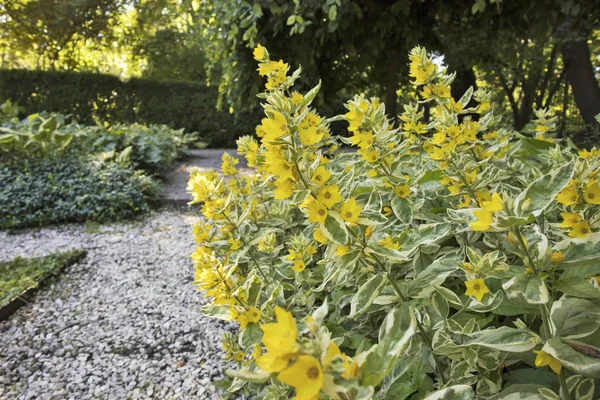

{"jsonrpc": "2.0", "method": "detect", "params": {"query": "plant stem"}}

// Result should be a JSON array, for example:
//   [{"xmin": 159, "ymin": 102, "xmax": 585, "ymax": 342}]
[
  {"xmin": 514, "ymin": 227, "xmax": 570, "ymax": 400},
  {"xmin": 558, "ymin": 369, "xmax": 572, "ymax": 400},
  {"xmin": 372, "ymin": 254, "xmax": 447, "ymax": 385}
]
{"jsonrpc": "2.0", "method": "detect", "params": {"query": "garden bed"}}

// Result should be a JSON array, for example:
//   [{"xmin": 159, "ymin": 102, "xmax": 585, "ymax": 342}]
[{"xmin": 0, "ymin": 249, "xmax": 86, "ymax": 320}]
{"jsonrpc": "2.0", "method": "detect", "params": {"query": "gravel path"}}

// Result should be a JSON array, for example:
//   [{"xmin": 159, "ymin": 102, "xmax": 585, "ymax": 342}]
[{"xmin": 0, "ymin": 208, "xmax": 231, "ymax": 400}]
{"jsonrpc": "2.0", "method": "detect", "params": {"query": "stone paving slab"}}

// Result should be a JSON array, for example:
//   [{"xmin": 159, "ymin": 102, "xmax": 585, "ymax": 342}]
[{"xmin": 160, "ymin": 149, "xmax": 251, "ymax": 205}]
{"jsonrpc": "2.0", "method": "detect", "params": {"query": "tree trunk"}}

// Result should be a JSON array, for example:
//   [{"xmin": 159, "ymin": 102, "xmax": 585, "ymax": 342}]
[
  {"xmin": 562, "ymin": 39, "xmax": 600, "ymax": 125},
  {"xmin": 385, "ymin": 54, "xmax": 399, "ymax": 123}
]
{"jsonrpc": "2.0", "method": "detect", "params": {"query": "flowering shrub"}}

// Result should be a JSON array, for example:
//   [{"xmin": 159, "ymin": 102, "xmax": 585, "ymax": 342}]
[{"xmin": 188, "ymin": 45, "xmax": 600, "ymax": 400}]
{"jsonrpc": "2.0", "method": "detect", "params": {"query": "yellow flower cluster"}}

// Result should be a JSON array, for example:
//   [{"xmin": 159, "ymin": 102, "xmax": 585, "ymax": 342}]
[{"xmin": 255, "ymin": 307, "xmax": 357, "ymax": 399}]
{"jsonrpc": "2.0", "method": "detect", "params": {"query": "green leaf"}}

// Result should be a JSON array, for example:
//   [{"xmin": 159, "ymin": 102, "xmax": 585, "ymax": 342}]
[
  {"xmin": 496, "ymin": 214, "xmax": 535, "ymax": 228},
  {"xmin": 356, "ymin": 305, "xmax": 416, "ymax": 387},
  {"xmin": 239, "ymin": 323, "xmax": 263, "ymax": 348},
  {"xmin": 357, "ymin": 210, "xmax": 388, "ymax": 225},
  {"xmin": 550, "ymin": 297, "xmax": 600, "ymax": 339},
  {"xmin": 514, "ymin": 162, "xmax": 574, "ymax": 217},
  {"xmin": 458, "ymin": 86, "xmax": 474, "ymax": 108},
  {"xmin": 321, "ymin": 211, "xmax": 348, "ymax": 244},
  {"xmin": 423, "ymin": 385, "xmax": 475, "ymax": 400},
  {"xmin": 555, "ymin": 233, "xmax": 600, "ymax": 279},
  {"xmin": 350, "ymin": 272, "xmax": 386, "ymax": 317},
  {"xmin": 300, "ymin": 80, "xmax": 321, "ymax": 108},
  {"xmin": 461, "ymin": 327, "xmax": 537, "ymax": 352},
  {"xmin": 418, "ymin": 169, "xmax": 445, "ymax": 183},
  {"xmin": 554, "ymin": 278, "xmax": 600, "ymax": 299},
  {"xmin": 391, "ymin": 197, "xmax": 413, "ymax": 224},
  {"xmin": 542, "ymin": 338, "xmax": 600, "ymax": 379},
  {"xmin": 489, "ymin": 384, "xmax": 548, "ymax": 399},
  {"xmin": 226, "ymin": 368, "xmax": 271, "ymax": 383},
  {"xmin": 410, "ymin": 252, "xmax": 460, "ymax": 298},
  {"xmin": 364, "ymin": 188, "xmax": 383, "ymax": 212},
  {"xmin": 502, "ymin": 274, "xmax": 549, "ymax": 304}
]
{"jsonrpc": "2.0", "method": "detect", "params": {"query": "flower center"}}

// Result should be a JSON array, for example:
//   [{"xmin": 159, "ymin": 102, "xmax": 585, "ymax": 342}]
[
  {"xmin": 324, "ymin": 192, "xmax": 331, "ymax": 199},
  {"xmin": 473, "ymin": 284, "xmax": 481, "ymax": 291},
  {"xmin": 307, "ymin": 366, "xmax": 320, "ymax": 380},
  {"xmin": 318, "ymin": 209, "xmax": 325, "ymax": 216},
  {"xmin": 571, "ymin": 195, "xmax": 577, "ymax": 201},
  {"xmin": 581, "ymin": 228, "xmax": 589, "ymax": 234},
  {"xmin": 588, "ymin": 193, "xmax": 595, "ymax": 199},
  {"xmin": 345, "ymin": 211, "xmax": 353, "ymax": 219}
]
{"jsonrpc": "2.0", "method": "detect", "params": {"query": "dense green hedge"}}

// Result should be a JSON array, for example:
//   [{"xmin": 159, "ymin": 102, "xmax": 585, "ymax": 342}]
[
  {"xmin": 0, "ymin": 69, "xmax": 260, "ymax": 147},
  {"xmin": 0, "ymin": 156, "xmax": 158, "ymax": 230}
]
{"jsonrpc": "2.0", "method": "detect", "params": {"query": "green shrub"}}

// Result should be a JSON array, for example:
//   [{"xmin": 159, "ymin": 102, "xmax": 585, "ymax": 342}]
[
  {"xmin": 0, "ymin": 250, "xmax": 86, "ymax": 308},
  {"xmin": 0, "ymin": 156, "xmax": 158, "ymax": 230},
  {"xmin": 0, "ymin": 110, "xmax": 200, "ymax": 173},
  {"xmin": 0, "ymin": 69, "xmax": 259, "ymax": 148}
]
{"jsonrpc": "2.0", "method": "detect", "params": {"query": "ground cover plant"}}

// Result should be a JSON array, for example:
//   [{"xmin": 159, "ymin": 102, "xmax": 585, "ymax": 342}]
[
  {"xmin": 0, "ymin": 111, "xmax": 201, "ymax": 173},
  {"xmin": 188, "ymin": 46, "xmax": 600, "ymax": 399},
  {"xmin": 0, "ymin": 250, "xmax": 86, "ymax": 309},
  {"xmin": 0, "ymin": 157, "xmax": 157, "ymax": 230}
]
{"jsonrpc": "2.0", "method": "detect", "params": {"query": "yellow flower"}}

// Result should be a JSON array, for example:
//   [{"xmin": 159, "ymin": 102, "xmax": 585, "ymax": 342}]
[
  {"xmin": 268, "ymin": 160, "xmax": 294, "ymax": 181},
  {"xmin": 261, "ymin": 111, "xmax": 289, "ymax": 141},
  {"xmin": 274, "ymin": 179, "xmax": 294, "ymax": 200},
  {"xmin": 292, "ymin": 259, "xmax": 306, "ymax": 272},
  {"xmin": 247, "ymin": 306, "xmax": 261, "ymax": 323},
  {"xmin": 291, "ymin": 92, "xmax": 304, "ymax": 105},
  {"xmin": 535, "ymin": 124, "xmax": 549, "ymax": 133},
  {"xmin": 251, "ymin": 344, "xmax": 262, "ymax": 360},
  {"xmin": 481, "ymin": 192, "xmax": 504, "ymax": 213},
  {"xmin": 560, "ymin": 212, "xmax": 583, "ymax": 229},
  {"xmin": 313, "ymin": 227, "xmax": 329, "ymax": 244},
  {"xmin": 236, "ymin": 314, "xmax": 249, "ymax": 329},
  {"xmin": 394, "ymin": 184, "xmax": 411, "ymax": 198},
  {"xmin": 551, "ymin": 251, "xmax": 565, "ymax": 264},
  {"xmin": 569, "ymin": 221, "xmax": 592, "ymax": 239},
  {"xmin": 253, "ymin": 44, "xmax": 266, "ymax": 60},
  {"xmin": 470, "ymin": 209, "xmax": 493, "ymax": 231},
  {"xmin": 340, "ymin": 197, "xmax": 362, "ymax": 224},
  {"xmin": 464, "ymin": 278, "xmax": 489, "ymax": 302},
  {"xmin": 458, "ymin": 195, "xmax": 472, "ymax": 208},
  {"xmin": 317, "ymin": 185, "xmax": 342, "ymax": 209},
  {"xmin": 311, "ymin": 166, "xmax": 331, "ymax": 185},
  {"xmin": 307, "ymin": 201, "xmax": 328, "ymax": 224},
  {"xmin": 299, "ymin": 126, "xmax": 324, "ymax": 146},
  {"xmin": 335, "ymin": 245, "xmax": 350, "ymax": 256},
  {"xmin": 378, "ymin": 235, "xmax": 400, "ymax": 250},
  {"xmin": 323, "ymin": 342, "xmax": 356, "ymax": 379},
  {"xmin": 277, "ymin": 355, "xmax": 324, "ymax": 400},
  {"xmin": 221, "ymin": 153, "xmax": 239, "ymax": 176},
  {"xmin": 234, "ymin": 351, "xmax": 246, "ymax": 362},
  {"xmin": 533, "ymin": 350, "xmax": 562, "ymax": 374},
  {"xmin": 583, "ymin": 179, "xmax": 600, "ymax": 204},
  {"xmin": 431, "ymin": 131, "xmax": 446, "ymax": 145},
  {"xmin": 556, "ymin": 184, "xmax": 579, "ymax": 206},
  {"xmin": 358, "ymin": 148, "xmax": 379, "ymax": 163},
  {"xmin": 256, "ymin": 306, "xmax": 298, "ymax": 373}
]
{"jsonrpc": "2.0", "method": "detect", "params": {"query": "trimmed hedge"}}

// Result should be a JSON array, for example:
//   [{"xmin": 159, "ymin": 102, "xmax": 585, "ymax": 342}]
[
  {"xmin": 0, "ymin": 156, "xmax": 158, "ymax": 230},
  {"xmin": 0, "ymin": 69, "xmax": 260, "ymax": 148}
]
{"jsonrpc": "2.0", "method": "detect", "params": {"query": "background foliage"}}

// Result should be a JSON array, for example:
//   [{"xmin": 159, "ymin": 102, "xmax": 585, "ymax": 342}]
[{"xmin": 0, "ymin": 69, "xmax": 258, "ymax": 148}]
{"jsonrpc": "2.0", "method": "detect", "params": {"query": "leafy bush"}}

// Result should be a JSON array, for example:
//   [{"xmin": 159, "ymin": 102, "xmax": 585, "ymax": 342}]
[
  {"xmin": 0, "ymin": 69, "xmax": 260, "ymax": 148},
  {"xmin": 0, "ymin": 111, "xmax": 200, "ymax": 172},
  {"xmin": 0, "ymin": 156, "xmax": 158, "ymax": 230},
  {"xmin": 84, "ymin": 123, "xmax": 201, "ymax": 173},
  {"xmin": 0, "ymin": 250, "xmax": 86, "ymax": 308},
  {"xmin": 188, "ymin": 45, "xmax": 600, "ymax": 399}
]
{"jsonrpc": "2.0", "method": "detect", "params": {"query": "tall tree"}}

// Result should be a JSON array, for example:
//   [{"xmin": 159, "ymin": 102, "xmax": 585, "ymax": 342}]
[{"xmin": 0, "ymin": 0, "xmax": 126, "ymax": 69}]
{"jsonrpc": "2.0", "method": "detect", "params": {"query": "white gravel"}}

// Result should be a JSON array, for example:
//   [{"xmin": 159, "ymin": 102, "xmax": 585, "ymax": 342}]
[{"xmin": 0, "ymin": 208, "xmax": 232, "ymax": 399}]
